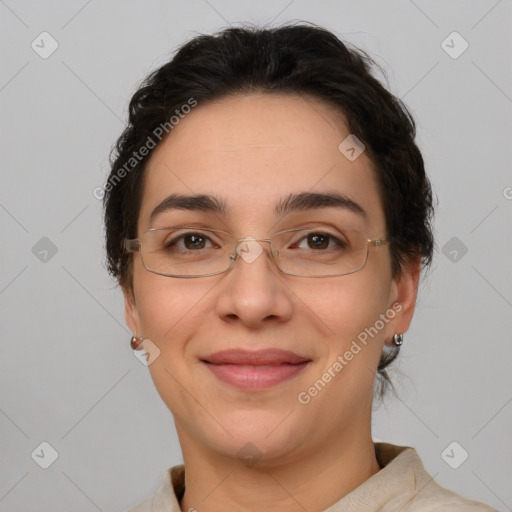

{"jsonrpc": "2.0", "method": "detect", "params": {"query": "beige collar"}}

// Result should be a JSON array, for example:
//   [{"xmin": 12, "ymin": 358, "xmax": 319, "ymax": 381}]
[{"xmin": 129, "ymin": 442, "xmax": 496, "ymax": 511}]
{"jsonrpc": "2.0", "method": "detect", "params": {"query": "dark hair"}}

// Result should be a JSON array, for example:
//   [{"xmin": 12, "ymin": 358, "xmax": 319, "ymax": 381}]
[{"xmin": 103, "ymin": 22, "xmax": 435, "ymax": 401}]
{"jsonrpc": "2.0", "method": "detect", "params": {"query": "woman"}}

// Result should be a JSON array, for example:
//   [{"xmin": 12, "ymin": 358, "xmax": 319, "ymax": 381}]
[{"xmin": 103, "ymin": 23, "xmax": 497, "ymax": 512}]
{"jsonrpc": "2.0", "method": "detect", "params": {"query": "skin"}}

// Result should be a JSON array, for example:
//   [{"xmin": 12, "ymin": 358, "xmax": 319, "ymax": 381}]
[{"xmin": 124, "ymin": 92, "xmax": 420, "ymax": 512}]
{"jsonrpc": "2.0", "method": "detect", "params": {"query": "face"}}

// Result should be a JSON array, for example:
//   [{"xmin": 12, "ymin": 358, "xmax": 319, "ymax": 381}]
[{"xmin": 125, "ymin": 93, "xmax": 419, "ymax": 467}]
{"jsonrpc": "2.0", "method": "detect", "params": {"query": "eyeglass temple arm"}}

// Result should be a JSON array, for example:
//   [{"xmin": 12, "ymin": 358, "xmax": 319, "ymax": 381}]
[
  {"xmin": 369, "ymin": 239, "xmax": 388, "ymax": 247},
  {"xmin": 124, "ymin": 239, "xmax": 141, "ymax": 253}
]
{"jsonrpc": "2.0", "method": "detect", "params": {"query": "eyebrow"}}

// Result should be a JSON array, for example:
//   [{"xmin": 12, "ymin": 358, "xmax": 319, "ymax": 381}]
[{"xmin": 149, "ymin": 191, "xmax": 367, "ymax": 223}]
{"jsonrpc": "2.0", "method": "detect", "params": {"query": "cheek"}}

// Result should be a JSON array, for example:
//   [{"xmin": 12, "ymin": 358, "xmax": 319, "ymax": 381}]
[
  {"xmin": 301, "ymin": 276, "xmax": 392, "ymax": 410},
  {"xmin": 133, "ymin": 267, "xmax": 202, "ymax": 347},
  {"xmin": 133, "ymin": 274, "xmax": 208, "ymax": 412},
  {"xmin": 307, "ymin": 272, "xmax": 391, "ymax": 342}
]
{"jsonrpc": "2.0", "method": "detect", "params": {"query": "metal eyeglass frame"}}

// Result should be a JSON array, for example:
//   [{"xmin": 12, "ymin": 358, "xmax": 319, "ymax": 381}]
[{"xmin": 124, "ymin": 226, "xmax": 389, "ymax": 279}]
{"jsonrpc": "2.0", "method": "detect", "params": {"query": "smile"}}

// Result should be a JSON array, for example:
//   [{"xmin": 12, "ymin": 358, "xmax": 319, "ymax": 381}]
[{"xmin": 200, "ymin": 349, "xmax": 311, "ymax": 390}]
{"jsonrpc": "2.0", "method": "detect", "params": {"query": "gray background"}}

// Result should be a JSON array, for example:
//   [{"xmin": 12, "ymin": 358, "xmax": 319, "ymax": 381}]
[{"xmin": 1, "ymin": 1, "xmax": 511, "ymax": 511}]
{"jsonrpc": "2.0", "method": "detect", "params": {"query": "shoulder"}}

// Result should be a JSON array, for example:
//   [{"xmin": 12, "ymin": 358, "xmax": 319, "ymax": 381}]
[
  {"xmin": 402, "ymin": 485, "xmax": 498, "ymax": 511},
  {"xmin": 374, "ymin": 443, "xmax": 498, "ymax": 512},
  {"xmin": 126, "ymin": 465, "xmax": 184, "ymax": 512},
  {"xmin": 402, "ymin": 476, "xmax": 498, "ymax": 511}
]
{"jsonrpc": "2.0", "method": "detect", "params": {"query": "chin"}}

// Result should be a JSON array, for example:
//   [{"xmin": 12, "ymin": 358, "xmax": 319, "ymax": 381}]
[{"xmin": 196, "ymin": 409, "xmax": 311, "ymax": 467}]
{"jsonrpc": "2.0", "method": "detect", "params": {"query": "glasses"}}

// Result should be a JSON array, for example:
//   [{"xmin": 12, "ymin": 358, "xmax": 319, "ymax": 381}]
[{"xmin": 124, "ymin": 225, "xmax": 388, "ymax": 278}]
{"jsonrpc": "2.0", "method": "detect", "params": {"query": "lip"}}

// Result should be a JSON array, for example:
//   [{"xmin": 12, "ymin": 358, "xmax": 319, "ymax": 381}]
[{"xmin": 200, "ymin": 349, "xmax": 311, "ymax": 390}]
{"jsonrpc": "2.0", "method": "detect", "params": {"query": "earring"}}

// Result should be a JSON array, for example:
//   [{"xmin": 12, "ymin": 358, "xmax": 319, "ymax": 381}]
[
  {"xmin": 392, "ymin": 333, "xmax": 404, "ymax": 346},
  {"xmin": 130, "ymin": 335, "xmax": 143, "ymax": 350}
]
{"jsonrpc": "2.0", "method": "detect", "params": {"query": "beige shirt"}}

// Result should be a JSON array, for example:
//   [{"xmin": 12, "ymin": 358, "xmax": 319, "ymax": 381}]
[{"xmin": 128, "ymin": 442, "xmax": 497, "ymax": 511}]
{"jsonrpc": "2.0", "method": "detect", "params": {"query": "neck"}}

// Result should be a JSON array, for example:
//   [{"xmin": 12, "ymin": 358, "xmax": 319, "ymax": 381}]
[{"xmin": 178, "ymin": 428, "xmax": 380, "ymax": 512}]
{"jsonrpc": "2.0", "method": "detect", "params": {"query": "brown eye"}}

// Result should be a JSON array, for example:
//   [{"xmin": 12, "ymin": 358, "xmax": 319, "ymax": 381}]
[
  {"xmin": 307, "ymin": 233, "xmax": 329, "ymax": 250},
  {"xmin": 295, "ymin": 232, "xmax": 347, "ymax": 251},
  {"xmin": 164, "ymin": 232, "xmax": 212, "ymax": 251},
  {"xmin": 183, "ymin": 233, "xmax": 207, "ymax": 250}
]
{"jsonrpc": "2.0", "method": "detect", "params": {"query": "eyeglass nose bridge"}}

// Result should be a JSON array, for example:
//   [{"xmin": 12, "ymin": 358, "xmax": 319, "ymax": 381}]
[{"xmin": 229, "ymin": 236, "xmax": 278, "ymax": 267}]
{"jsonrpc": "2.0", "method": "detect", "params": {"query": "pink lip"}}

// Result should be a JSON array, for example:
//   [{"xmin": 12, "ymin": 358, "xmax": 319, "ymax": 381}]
[{"xmin": 201, "ymin": 349, "xmax": 311, "ymax": 390}]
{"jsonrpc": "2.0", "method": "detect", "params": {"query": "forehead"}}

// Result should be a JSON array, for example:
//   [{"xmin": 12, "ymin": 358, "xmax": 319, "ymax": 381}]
[{"xmin": 138, "ymin": 93, "xmax": 385, "ymax": 233}]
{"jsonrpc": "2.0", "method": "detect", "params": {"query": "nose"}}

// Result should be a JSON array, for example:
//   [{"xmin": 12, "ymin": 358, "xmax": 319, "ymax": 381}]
[{"xmin": 214, "ymin": 237, "xmax": 294, "ymax": 329}]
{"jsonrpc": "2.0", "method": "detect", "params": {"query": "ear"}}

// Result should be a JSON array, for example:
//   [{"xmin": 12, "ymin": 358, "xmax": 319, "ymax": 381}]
[
  {"xmin": 384, "ymin": 256, "xmax": 422, "ymax": 346},
  {"xmin": 124, "ymin": 287, "xmax": 141, "ymax": 339}
]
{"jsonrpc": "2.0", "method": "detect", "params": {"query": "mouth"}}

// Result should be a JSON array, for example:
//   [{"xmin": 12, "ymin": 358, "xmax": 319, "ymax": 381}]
[{"xmin": 200, "ymin": 349, "xmax": 312, "ymax": 390}]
